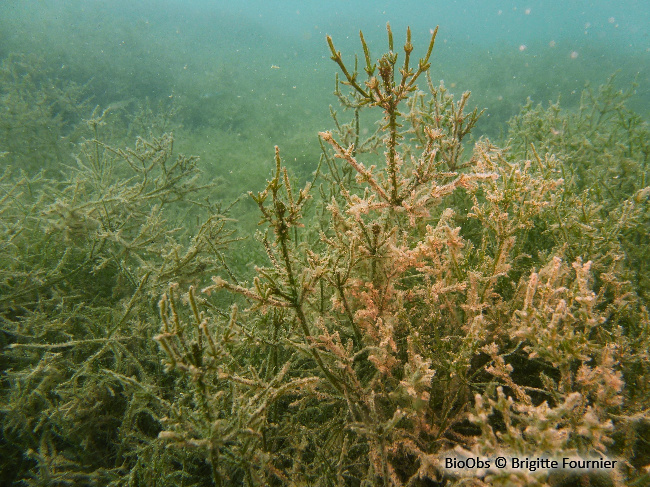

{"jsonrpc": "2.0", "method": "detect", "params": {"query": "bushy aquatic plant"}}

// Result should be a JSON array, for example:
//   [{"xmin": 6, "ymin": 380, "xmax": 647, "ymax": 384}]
[
  {"xmin": 155, "ymin": 25, "xmax": 649, "ymax": 486},
  {"xmin": 506, "ymin": 76, "xmax": 650, "ymax": 300},
  {"xmin": 0, "ymin": 98, "xmax": 235, "ymax": 485}
]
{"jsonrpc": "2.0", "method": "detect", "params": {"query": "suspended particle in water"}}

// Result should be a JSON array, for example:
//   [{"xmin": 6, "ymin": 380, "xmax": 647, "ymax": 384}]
[
  {"xmin": 570, "ymin": 51, "xmax": 579, "ymax": 59},
  {"xmin": 549, "ymin": 40, "xmax": 556, "ymax": 47},
  {"xmin": 519, "ymin": 44, "xmax": 527, "ymax": 51}
]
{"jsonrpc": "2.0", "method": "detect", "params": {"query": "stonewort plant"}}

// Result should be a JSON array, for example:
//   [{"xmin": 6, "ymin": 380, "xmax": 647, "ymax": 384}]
[
  {"xmin": 0, "ymin": 89, "xmax": 236, "ymax": 485},
  {"xmin": 156, "ymin": 25, "xmax": 649, "ymax": 486},
  {"xmin": 506, "ymin": 76, "xmax": 650, "ymax": 300}
]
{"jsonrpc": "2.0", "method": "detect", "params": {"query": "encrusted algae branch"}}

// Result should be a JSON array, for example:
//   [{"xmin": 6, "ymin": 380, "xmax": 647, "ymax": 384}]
[
  {"xmin": 322, "ymin": 23, "xmax": 493, "ymax": 230},
  {"xmin": 326, "ymin": 23, "xmax": 438, "ymax": 206}
]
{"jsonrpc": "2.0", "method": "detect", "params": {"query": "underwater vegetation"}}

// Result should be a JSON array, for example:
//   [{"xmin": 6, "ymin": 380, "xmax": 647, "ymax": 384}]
[{"xmin": 1, "ymin": 24, "xmax": 649, "ymax": 487}]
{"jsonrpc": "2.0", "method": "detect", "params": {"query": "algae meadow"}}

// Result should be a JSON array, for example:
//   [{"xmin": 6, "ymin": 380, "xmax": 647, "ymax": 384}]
[{"xmin": 1, "ymin": 1, "xmax": 649, "ymax": 486}]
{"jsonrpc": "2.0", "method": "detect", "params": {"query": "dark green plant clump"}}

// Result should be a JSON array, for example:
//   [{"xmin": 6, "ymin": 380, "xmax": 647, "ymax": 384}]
[{"xmin": 1, "ymin": 24, "xmax": 649, "ymax": 486}]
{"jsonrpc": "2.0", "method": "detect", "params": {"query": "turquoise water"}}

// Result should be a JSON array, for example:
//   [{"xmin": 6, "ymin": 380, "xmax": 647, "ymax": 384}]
[
  {"xmin": 1, "ymin": 0, "xmax": 648, "ymax": 184},
  {"xmin": 2, "ymin": 1, "xmax": 647, "ymax": 110}
]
